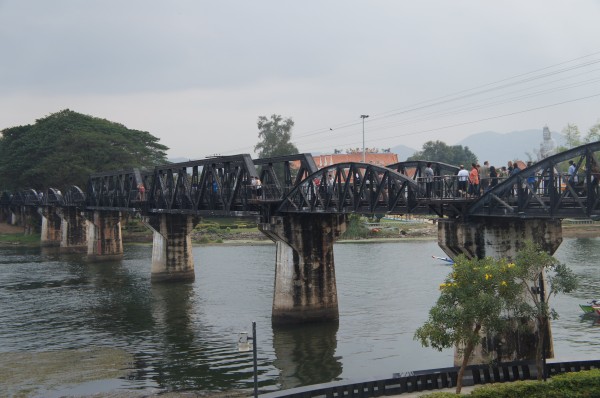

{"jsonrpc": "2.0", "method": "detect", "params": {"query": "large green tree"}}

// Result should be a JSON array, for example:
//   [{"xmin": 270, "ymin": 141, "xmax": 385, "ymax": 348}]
[
  {"xmin": 254, "ymin": 114, "xmax": 299, "ymax": 158},
  {"xmin": 407, "ymin": 140, "xmax": 477, "ymax": 166},
  {"xmin": 0, "ymin": 109, "xmax": 168, "ymax": 190}
]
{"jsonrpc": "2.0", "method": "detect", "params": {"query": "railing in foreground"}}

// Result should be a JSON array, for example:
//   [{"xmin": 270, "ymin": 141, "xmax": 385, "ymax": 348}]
[{"xmin": 260, "ymin": 359, "xmax": 600, "ymax": 398}]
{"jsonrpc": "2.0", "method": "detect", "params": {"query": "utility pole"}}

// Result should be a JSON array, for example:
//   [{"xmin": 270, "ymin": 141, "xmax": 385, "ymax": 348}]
[{"xmin": 361, "ymin": 114, "xmax": 369, "ymax": 163}]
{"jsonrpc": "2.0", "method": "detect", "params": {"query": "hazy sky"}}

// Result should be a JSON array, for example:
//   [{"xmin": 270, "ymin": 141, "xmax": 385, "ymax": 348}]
[{"xmin": 2, "ymin": 0, "xmax": 600, "ymax": 160}]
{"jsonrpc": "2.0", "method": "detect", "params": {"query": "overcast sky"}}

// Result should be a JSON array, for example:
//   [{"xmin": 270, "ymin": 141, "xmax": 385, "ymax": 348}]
[{"xmin": 1, "ymin": 0, "xmax": 600, "ymax": 160}]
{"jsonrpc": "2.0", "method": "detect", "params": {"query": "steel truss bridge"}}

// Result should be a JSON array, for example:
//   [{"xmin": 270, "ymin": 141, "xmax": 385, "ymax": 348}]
[{"xmin": 1, "ymin": 142, "xmax": 600, "ymax": 221}]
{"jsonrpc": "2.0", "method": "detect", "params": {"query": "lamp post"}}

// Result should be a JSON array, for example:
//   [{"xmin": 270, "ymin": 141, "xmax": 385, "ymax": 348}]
[
  {"xmin": 238, "ymin": 321, "xmax": 258, "ymax": 397},
  {"xmin": 360, "ymin": 114, "xmax": 369, "ymax": 163}
]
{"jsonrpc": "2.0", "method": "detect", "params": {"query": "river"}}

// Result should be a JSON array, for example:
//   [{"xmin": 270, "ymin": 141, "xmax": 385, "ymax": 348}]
[{"xmin": 0, "ymin": 238, "xmax": 599, "ymax": 397}]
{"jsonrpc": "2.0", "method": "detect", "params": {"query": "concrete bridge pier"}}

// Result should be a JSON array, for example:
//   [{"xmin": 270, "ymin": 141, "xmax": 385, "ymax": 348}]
[
  {"xmin": 438, "ymin": 217, "xmax": 563, "ymax": 260},
  {"xmin": 259, "ymin": 214, "xmax": 347, "ymax": 324},
  {"xmin": 438, "ymin": 217, "xmax": 563, "ymax": 365},
  {"xmin": 9, "ymin": 207, "xmax": 23, "ymax": 226},
  {"xmin": 87, "ymin": 210, "xmax": 123, "ymax": 261},
  {"xmin": 143, "ymin": 214, "xmax": 199, "ymax": 283},
  {"xmin": 39, "ymin": 207, "xmax": 62, "ymax": 247},
  {"xmin": 23, "ymin": 207, "xmax": 40, "ymax": 235},
  {"xmin": 59, "ymin": 208, "xmax": 89, "ymax": 252}
]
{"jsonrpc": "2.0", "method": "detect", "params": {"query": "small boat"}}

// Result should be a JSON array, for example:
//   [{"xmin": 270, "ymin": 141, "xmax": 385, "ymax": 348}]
[
  {"xmin": 580, "ymin": 300, "xmax": 600, "ymax": 315},
  {"xmin": 432, "ymin": 255, "xmax": 454, "ymax": 264},
  {"xmin": 580, "ymin": 304, "xmax": 595, "ymax": 314}
]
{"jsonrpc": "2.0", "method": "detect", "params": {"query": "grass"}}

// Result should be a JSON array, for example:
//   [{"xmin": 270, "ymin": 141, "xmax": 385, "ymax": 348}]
[{"xmin": 0, "ymin": 232, "xmax": 41, "ymax": 245}]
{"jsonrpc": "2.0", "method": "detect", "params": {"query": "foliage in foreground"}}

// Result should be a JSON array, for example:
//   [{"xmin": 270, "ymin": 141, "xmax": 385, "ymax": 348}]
[
  {"xmin": 420, "ymin": 369, "xmax": 600, "ymax": 397},
  {"xmin": 414, "ymin": 255, "xmax": 523, "ymax": 393},
  {"xmin": 414, "ymin": 241, "xmax": 578, "ymax": 392}
]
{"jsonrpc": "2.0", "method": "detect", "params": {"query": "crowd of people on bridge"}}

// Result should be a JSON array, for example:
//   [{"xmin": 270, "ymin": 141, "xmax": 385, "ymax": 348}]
[{"xmin": 445, "ymin": 158, "xmax": 597, "ymax": 199}]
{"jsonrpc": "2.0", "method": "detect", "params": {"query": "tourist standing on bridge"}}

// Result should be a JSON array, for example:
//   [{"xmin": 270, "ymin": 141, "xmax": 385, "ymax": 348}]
[
  {"xmin": 469, "ymin": 163, "xmax": 479, "ymax": 197},
  {"xmin": 489, "ymin": 166, "xmax": 498, "ymax": 187},
  {"xmin": 424, "ymin": 163, "xmax": 434, "ymax": 198},
  {"xmin": 457, "ymin": 165, "xmax": 469, "ymax": 197},
  {"xmin": 137, "ymin": 183, "xmax": 146, "ymax": 201},
  {"xmin": 479, "ymin": 161, "xmax": 490, "ymax": 193},
  {"xmin": 568, "ymin": 160, "xmax": 578, "ymax": 188}
]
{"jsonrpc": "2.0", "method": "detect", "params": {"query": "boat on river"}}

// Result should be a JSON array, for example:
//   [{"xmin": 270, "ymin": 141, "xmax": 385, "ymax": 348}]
[
  {"xmin": 432, "ymin": 255, "xmax": 454, "ymax": 264},
  {"xmin": 580, "ymin": 299, "xmax": 600, "ymax": 315}
]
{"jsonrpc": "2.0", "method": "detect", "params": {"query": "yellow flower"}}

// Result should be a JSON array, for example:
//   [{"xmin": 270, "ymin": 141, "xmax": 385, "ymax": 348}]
[
  {"xmin": 485, "ymin": 273, "xmax": 493, "ymax": 280},
  {"xmin": 507, "ymin": 263, "xmax": 515, "ymax": 268},
  {"xmin": 501, "ymin": 281, "xmax": 507, "ymax": 286}
]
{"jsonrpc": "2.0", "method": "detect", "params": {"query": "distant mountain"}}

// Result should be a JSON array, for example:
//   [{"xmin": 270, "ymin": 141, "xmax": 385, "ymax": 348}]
[
  {"xmin": 387, "ymin": 129, "xmax": 565, "ymax": 167},
  {"xmin": 456, "ymin": 129, "xmax": 565, "ymax": 167},
  {"xmin": 389, "ymin": 144, "xmax": 418, "ymax": 161}
]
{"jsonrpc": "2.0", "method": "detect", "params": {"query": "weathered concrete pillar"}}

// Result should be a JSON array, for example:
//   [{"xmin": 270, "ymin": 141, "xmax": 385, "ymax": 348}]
[
  {"xmin": 10, "ymin": 208, "xmax": 22, "ymax": 226},
  {"xmin": 22, "ymin": 207, "xmax": 40, "ymax": 235},
  {"xmin": 87, "ymin": 210, "xmax": 123, "ymax": 261},
  {"xmin": 438, "ymin": 217, "xmax": 563, "ymax": 259},
  {"xmin": 438, "ymin": 217, "xmax": 562, "ymax": 366},
  {"xmin": 39, "ymin": 207, "xmax": 62, "ymax": 247},
  {"xmin": 259, "ymin": 213, "xmax": 347, "ymax": 324},
  {"xmin": 59, "ymin": 208, "xmax": 89, "ymax": 252},
  {"xmin": 143, "ymin": 214, "xmax": 198, "ymax": 283}
]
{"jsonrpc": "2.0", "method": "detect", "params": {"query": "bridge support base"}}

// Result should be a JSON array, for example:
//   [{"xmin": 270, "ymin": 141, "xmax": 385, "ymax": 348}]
[
  {"xmin": 438, "ymin": 217, "xmax": 562, "ymax": 366},
  {"xmin": 40, "ymin": 207, "xmax": 62, "ymax": 247},
  {"xmin": 143, "ymin": 214, "xmax": 198, "ymax": 283},
  {"xmin": 87, "ymin": 211, "xmax": 123, "ymax": 261},
  {"xmin": 60, "ymin": 208, "xmax": 89, "ymax": 252},
  {"xmin": 438, "ymin": 217, "xmax": 563, "ymax": 260},
  {"xmin": 260, "ymin": 214, "xmax": 347, "ymax": 324}
]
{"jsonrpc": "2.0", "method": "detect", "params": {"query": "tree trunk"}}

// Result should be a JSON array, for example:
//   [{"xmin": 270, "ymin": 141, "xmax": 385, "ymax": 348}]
[
  {"xmin": 536, "ymin": 316, "xmax": 546, "ymax": 381},
  {"xmin": 456, "ymin": 324, "xmax": 481, "ymax": 394}
]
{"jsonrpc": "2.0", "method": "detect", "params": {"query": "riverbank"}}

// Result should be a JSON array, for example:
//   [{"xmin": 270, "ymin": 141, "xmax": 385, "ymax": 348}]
[{"xmin": 1, "ymin": 221, "xmax": 599, "ymax": 247}]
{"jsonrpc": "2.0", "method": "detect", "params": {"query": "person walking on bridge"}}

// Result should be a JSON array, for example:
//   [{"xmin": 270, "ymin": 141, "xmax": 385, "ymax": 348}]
[
  {"xmin": 457, "ymin": 165, "xmax": 469, "ymax": 197},
  {"xmin": 424, "ymin": 162, "xmax": 434, "ymax": 198},
  {"xmin": 469, "ymin": 163, "xmax": 479, "ymax": 197}
]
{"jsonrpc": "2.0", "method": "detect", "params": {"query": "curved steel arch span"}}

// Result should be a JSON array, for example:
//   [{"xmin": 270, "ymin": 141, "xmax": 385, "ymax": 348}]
[
  {"xmin": 387, "ymin": 161, "xmax": 459, "ymax": 179},
  {"xmin": 277, "ymin": 162, "xmax": 424, "ymax": 215},
  {"xmin": 469, "ymin": 141, "xmax": 600, "ymax": 219}
]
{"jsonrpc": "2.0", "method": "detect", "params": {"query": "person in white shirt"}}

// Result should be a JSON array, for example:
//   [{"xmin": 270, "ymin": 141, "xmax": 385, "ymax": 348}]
[{"xmin": 457, "ymin": 165, "xmax": 469, "ymax": 196}]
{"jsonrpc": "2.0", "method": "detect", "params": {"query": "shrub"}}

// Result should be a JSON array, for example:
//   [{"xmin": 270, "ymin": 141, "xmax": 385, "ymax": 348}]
[
  {"xmin": 549, "ymin": 369, "xmax": 600, "ymax": 396},
  {"xmin": 469, "ymin": 380, "xmax": 548, "ymax": 398}
]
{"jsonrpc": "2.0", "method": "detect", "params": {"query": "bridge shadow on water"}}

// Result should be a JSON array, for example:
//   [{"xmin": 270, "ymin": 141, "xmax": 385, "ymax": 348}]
[{"xmin": 273, "ymin": 321, "xmax": 342, "ymax": 390}]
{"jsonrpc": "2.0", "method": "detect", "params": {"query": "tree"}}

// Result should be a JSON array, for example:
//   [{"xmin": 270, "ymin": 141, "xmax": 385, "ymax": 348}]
[
  {"xmin": 407, "ymin": 140, "xmax": 477, "ymax": 166},
  {"xmin": 0, "ymin": 109, "xmax": 168, "ymax": 190},
  {"xmin": 585, "ymin": 120, "xmax": 600, "ymax": 143},
  {"xmin": 561, "ymin": 123, "xmax": 582, "ymax": 149},
  {"xmin": 414, "ymin": 255, "xmax": 521, "ymax": 393},
  {"xmin": 254, "ymin": 114, "xmax": 299, "ymax": 158},
  {"xmin": 510, "ymin": 241, "xmax": 578, "ymax": 380}
]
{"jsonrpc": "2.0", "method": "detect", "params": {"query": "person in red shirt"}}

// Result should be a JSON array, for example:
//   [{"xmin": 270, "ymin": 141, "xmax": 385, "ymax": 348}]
[{"xmin": 469, "ymin": 163, "xmax": 480, "ymax": 197}]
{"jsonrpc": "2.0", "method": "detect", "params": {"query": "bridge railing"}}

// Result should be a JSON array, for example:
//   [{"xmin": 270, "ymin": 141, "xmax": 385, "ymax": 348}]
[
  {"xmin": 414, "ymin": 173, "xmax": 589, "ymax": 200},
  {"xmin": 261, "ymin": 359, "xmax": 600, "ymax": 398}
]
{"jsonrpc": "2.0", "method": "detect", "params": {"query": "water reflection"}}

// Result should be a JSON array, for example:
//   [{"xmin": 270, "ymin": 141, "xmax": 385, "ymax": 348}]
[
  {"xmin": 1, "ymin": 239, "xmax": 599, "ymax": 395},
  {"xmin": 273, "ymin": 321, "xmax": 342, "ymax": 390}
]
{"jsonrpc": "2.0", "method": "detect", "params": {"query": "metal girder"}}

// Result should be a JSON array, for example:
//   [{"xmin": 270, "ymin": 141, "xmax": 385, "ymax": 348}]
[
  {"xmin": 146, "ymin": 154, "xmax": 261, "ymax": 215},
  {"xmin": 253, "ymin": 153, "xmax": 318, "ymax": 199},
  {"xmin": 387, "ymin": 161, "xmax": 459, "ymax": 179},
  {"xmin": 468, "ymin": 141, "xmax": 600, "ymax": 220},
  {"xmin": 277, "ymin": 162, "xmax": 424, "ymax": 215},
  {"xmin": 61, "ymin": 186, "xmax": 85, "ymax": 207},
  {"xmin": 87, "ymin": 168, "xmax": 145, "ymax": 210}
]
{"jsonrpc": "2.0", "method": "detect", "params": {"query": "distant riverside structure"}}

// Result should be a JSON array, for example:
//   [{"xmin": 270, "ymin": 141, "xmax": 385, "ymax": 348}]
[
  {"xmin": 311, "ymin": 152, "xmax": 399, "ymax": 168},
  {"xmin": 539, "ymin": 125, "xmax": 557, "ymax": 160}
]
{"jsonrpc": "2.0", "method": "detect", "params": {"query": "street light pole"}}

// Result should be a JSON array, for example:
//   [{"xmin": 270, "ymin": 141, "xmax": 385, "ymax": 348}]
[{"xmin": 360, "ymin": 114, "xmax": 369, "ymax": 163}]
